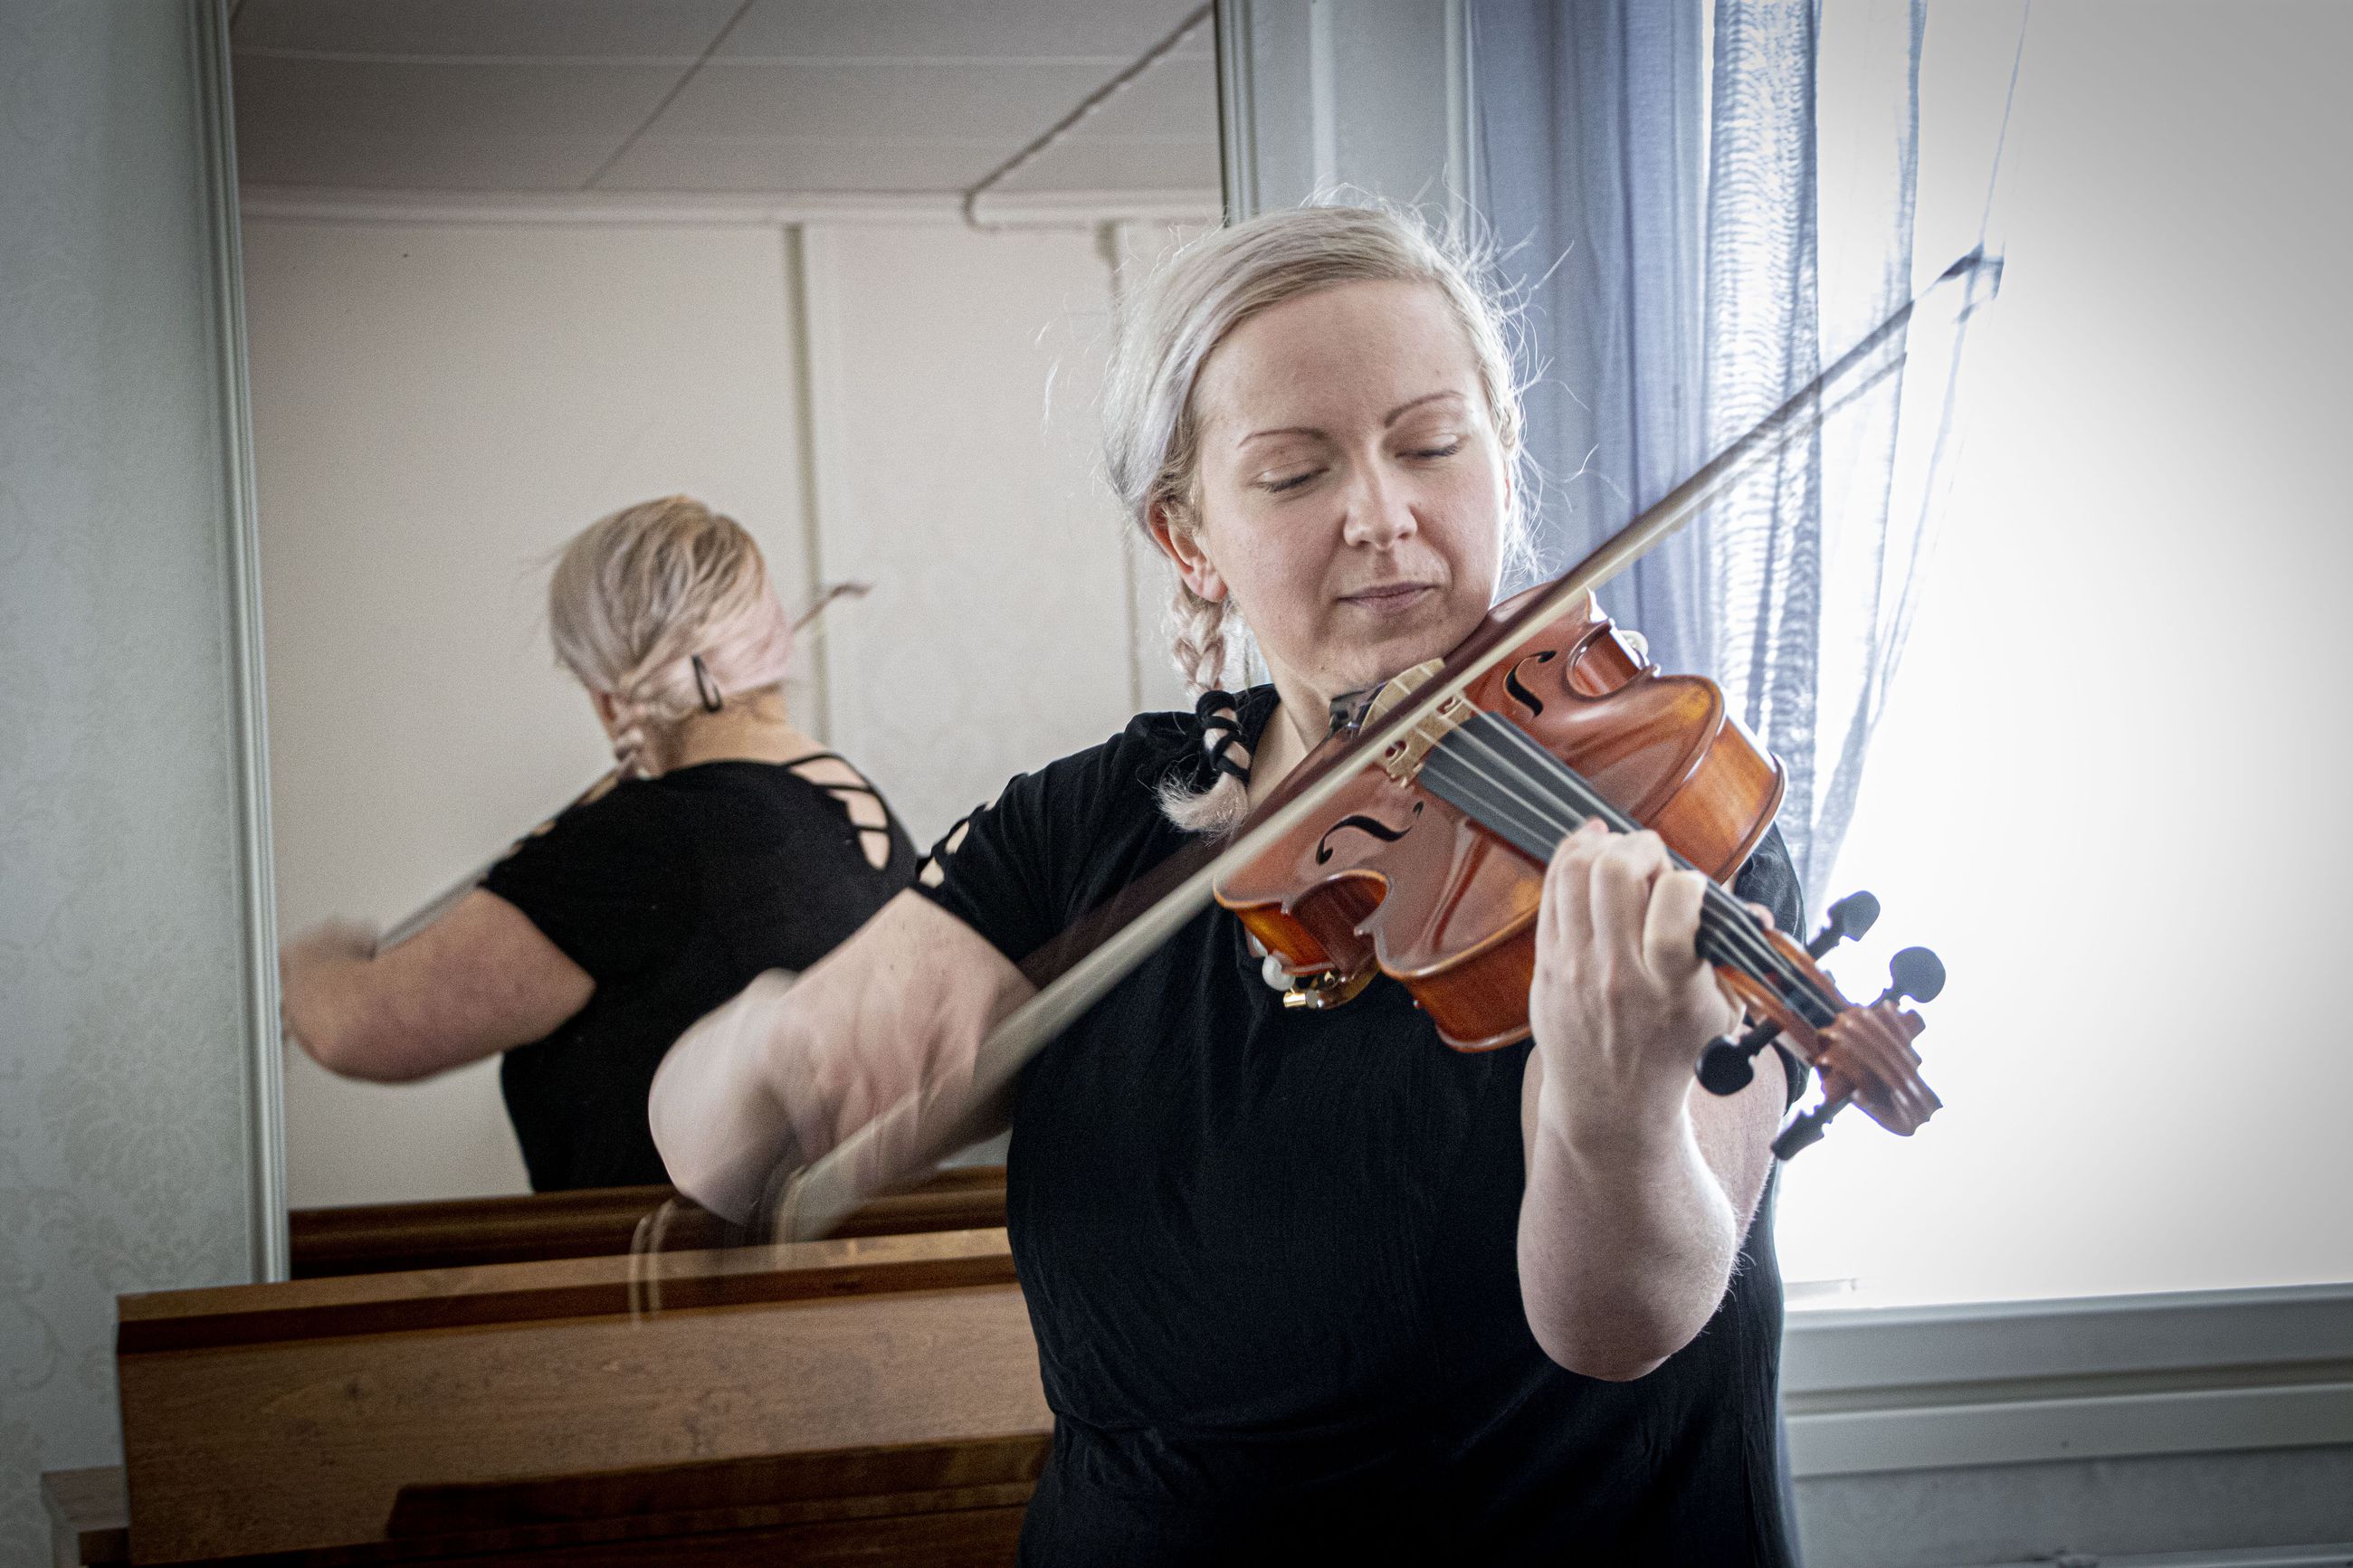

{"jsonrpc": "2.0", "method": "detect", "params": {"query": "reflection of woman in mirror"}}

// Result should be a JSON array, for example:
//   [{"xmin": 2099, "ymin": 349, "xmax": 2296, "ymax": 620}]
[
  {"xmin": 651, "ymin": 207, "xmax": 1808, "ymax": 1560},
  {"xmin": 281, "ymin": 497, "xmax": 916, "ymax": 1191}
]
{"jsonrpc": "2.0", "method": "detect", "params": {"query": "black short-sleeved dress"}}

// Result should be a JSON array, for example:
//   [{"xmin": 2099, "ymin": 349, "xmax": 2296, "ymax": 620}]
[
  {"xmin": 918, "ymin": 687, "xmax": 1806, "ymax": 1567},
  {"xmin": 481, "ymin": 757, "xmax": 917, "ymax": 1191}
]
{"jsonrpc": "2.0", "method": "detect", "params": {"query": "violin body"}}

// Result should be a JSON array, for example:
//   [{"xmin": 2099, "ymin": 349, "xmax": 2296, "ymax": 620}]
[{"xmin": 1216, "ymin": 589, "xmax": 1935, "ymax": 1136}]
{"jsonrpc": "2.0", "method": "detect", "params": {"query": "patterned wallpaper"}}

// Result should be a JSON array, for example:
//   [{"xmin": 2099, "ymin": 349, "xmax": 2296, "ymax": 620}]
[{"xmin": 0, "ymin": 2, "xmax": 264, "ymax": 1560}]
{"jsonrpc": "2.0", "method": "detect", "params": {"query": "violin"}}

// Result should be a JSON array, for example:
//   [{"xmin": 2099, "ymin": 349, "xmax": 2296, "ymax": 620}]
[
  {"xmin": 770, "ymin": 258, "xmax": 1989, "ymax": 1240},
  {"xmin": 1217, "ymin": 586, "xmax": 1944, "ymax": 1153}
]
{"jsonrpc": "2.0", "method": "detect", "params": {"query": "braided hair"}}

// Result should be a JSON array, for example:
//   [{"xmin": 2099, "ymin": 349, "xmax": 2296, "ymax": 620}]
[{"xmin": 548, "ymin": 497, "xmax": 795, "ymax": 778}]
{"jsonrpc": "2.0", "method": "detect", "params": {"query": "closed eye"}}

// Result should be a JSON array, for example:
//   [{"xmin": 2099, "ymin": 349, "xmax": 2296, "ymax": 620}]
[
  {"xmin": 1262, "ymin": 468, "xmax": 1324, "ymax": 494},
  {"xmin": 1407, "ymin": 440, "xmax": 1463, "ymax": 461}
]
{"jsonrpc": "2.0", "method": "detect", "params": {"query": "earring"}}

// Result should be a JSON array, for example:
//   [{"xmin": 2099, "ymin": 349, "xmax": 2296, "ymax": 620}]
[{"xmin": 691, "ymin": 655, "xmax": 724, "ymax": 713}]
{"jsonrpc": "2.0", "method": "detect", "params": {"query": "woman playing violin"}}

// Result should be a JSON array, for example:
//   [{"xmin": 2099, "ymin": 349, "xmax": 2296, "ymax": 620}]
[{"xmin": 653, "ymin": 206, "xmax": 1823, "ymax": 1563}]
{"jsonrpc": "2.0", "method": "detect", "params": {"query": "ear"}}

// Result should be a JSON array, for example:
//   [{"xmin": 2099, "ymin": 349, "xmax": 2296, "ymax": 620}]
[
  {"xmin": 1148, "ymin": 501, "xmax": 1229, "ymax": 604},
  {"xmin": 590, "ymin": 689, "xmax": 622, "ymax": 737}
]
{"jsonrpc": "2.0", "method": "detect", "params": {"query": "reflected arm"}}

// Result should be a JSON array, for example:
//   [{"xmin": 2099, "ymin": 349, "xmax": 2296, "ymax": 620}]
[{"xmin": 280, "ymin": 889, "xmax": 594, "ymax": 1083}]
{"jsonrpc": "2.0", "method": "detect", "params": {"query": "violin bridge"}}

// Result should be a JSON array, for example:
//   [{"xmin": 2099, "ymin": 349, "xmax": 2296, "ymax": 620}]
[{"xmin": 1365, "ymin": 659, "xmax": 1472, "ymax": 784}]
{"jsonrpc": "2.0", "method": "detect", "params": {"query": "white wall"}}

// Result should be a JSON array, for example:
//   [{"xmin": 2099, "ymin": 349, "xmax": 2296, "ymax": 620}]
[
  {"xmin": 0, "ymin": 1, "xmax": 271, "ymax": 1558},
  {"xmin": 245, "ymin": 204, "xmax": 1200, "ymax": 1207},
  {"xmin": 805, "ymin": 222, "xmax": 1158, "ymax": 838}
]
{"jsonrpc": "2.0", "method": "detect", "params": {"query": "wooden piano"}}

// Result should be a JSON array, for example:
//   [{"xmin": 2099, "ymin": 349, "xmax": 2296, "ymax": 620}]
[{"xmin": 42, "ymin": 1170, "xmax": 1051, "ymax": 1566}]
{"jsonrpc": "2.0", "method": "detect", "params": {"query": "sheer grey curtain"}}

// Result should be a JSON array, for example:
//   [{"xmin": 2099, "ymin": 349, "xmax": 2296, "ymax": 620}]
[{"xmin": 1473, "ymin": 0, "xmax": 1935, "ymax": 905}]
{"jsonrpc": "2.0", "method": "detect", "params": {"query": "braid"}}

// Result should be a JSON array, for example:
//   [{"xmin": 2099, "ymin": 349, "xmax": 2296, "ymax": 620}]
[
  {"xmin": 1158, "ymin": 581, "xmax": 1254, "ymax": 833},
  {"xmin": 1168, "ymin": 580, "xmax": 1234, "ymax": 697},
  {"xmin": 606, "ymin": 692, "xmax": 659, "ymax": 779}
]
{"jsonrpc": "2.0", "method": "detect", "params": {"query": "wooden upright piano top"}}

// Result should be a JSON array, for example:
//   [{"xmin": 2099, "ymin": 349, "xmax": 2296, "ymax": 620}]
[{"xmin": 100, "ymin": 1221, "xmax": 1048, "ymax": 1565}]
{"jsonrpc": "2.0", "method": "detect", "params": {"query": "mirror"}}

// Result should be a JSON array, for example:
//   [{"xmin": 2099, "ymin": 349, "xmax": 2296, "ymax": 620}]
[{"xmin": 233, "ymin": 0, "xmax": 1219, "ymax": 1217}]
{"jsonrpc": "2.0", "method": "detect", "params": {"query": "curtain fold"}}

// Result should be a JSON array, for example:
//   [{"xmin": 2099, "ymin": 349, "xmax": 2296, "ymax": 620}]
[
  {"xmin": 1471, "ymin": 0, "xmax": 1711, "ymax": 679},
  {"xmin": 1473, "ymin": 0, "xmax": 1939, "ymax": 906}
]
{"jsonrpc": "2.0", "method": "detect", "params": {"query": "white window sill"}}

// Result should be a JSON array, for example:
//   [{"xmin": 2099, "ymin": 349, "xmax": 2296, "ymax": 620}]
[{"xmin": 1782, "ymin": 1283, "xmax": 2353, "ymax": 1478}]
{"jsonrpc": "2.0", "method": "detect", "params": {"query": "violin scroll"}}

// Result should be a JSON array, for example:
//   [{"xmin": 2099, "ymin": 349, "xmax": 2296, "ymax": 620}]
[{"xmin": 1769, "ymin": 945, "xmax": 1946, "ymax": 1159}]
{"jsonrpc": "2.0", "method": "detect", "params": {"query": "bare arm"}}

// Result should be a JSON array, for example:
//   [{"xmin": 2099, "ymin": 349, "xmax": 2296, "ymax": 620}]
[
  {"xmin": 650, "ymin": 891, "xmax": 1035, "ymax": 1223},
  {"xmin": 1516, "ymin": 821, "xmax": 1785, "ymax": 1381},
  {"xmin": 280, "ymin": 889, "xmax": 594, "ymax": 1082}
]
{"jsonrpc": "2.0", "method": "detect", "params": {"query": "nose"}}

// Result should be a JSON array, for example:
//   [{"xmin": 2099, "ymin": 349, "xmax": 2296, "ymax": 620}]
[{"xmin": 1338, "ymin": 459, "xmax": 1418, "ymax": 550}]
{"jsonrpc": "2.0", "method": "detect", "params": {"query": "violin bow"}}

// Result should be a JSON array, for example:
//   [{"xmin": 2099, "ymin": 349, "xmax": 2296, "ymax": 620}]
[{"xmin": 768, "ymin": 250, "xmax": 2002, "ymax": 1242}]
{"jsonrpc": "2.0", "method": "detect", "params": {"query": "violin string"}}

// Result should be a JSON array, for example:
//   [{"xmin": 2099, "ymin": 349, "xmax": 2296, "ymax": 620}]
[
  {"xmin": 1418, "ymin": 739, "xmax": 1779, "ymax": 988},
  {"xmin": 1453, "ymin": 715, "xmax": 1813, "ymax": 993},
  {"xmin": 1420, "ymin": 715, "xmax": 1838, "ymax": 1023},
  {"xmin": 1449, "ymin": 714, "xmax": 1834, "ymax": 1020},
  {"xmin": 1451, "ymin": 711, "xmax": 1823, "ymax": 1001},
  {"xmin": 1418, "ymin": 746, "xmax": 1760, "ymax": 984},
  {"xmin": 1421, "ymin": 739, "xmax": 1817, "ymax": 1016}
]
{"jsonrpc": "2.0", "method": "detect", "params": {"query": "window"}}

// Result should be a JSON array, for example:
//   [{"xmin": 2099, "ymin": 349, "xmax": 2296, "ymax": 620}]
[{"xmin": 1775, "ymin": 3, "xmax": 2353, "ymax": 1308}]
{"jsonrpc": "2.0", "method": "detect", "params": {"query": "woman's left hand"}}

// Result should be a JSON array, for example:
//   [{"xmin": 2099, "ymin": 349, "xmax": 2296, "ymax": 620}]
[
  {"xmin": 1528, "ymin": 818, "xmax": 1740, "ymax": 1152},
  {"xmin": 279, "ymin": 919, "xmax": 376, "ymax": 1061},
  {"xmin": 1517, "ymin": 819, "xmax": 1783, "ymax": 1378}
]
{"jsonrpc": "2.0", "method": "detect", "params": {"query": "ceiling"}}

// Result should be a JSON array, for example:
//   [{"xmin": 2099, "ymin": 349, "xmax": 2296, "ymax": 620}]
[{"xmin": 229, "ymin": 0, "xmax": 1222, "ymax": 200}]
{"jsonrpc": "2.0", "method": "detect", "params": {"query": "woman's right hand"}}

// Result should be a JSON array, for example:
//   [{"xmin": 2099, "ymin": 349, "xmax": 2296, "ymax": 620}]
[{"xmin": 650, "ymin": 891, "xmax": 1034, "ymax": 1225}]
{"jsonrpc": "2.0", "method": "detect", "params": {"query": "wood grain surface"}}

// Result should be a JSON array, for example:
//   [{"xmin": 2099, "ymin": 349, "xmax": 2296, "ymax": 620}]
[
  {"xmin": 115, "ymin": 1231, "xmax": 1049, "ymax": 1563},
  {"xmin": 120, "ymin": 1227, "xmax": 1019, "ymax": 1354}
]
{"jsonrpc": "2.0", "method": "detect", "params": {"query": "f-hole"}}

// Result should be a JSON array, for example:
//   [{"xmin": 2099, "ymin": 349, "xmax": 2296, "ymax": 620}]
[
  {"xmin": 1505, "ymin": 650, "xmax": 1559, "ymax": 716},
  {"xmin": 1315, "ymin": 801, "xmax": 1424, "ymax": 864}
]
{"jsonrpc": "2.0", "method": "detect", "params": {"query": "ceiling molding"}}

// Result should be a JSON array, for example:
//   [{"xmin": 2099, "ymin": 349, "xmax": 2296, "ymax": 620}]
[{"xmin": 238, "ymin": 185, "xmax": 1219, "ymax": 229}]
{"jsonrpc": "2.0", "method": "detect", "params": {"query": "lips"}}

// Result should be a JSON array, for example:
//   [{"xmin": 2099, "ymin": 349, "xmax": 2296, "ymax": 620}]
[{"xmin": 1340, "ymin": 582, "xmax": 1439, "ymax": 611}]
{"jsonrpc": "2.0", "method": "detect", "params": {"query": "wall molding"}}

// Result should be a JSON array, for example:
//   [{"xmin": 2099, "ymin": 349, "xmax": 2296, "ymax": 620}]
[
  {"xmin": 1965, "ymin": 1549, "xmax": 2353, "ymax": 1568},
  {"xmin": 195, "ymin": 0, "xmax": 287, "ymax": 1283},
  {"xmin": 1786, "ymin": 1283, "xmax": 2353, "ymax": 1478},
  {"xmin": 238, "ymin": 185, "xmax": 1221, "ymax": 232}
]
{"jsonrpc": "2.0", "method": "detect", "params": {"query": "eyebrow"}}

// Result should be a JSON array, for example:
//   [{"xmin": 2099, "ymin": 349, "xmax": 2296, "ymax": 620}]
[{"xmin": 1237, "ymin": 389, "xmax": 1469, "ymax": 447}]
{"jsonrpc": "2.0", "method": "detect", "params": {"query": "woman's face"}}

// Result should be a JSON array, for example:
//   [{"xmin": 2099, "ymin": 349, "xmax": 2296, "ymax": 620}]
[{"xmin": 1158, "ymin": 278, "xmax": 1507, "ymax": 713}]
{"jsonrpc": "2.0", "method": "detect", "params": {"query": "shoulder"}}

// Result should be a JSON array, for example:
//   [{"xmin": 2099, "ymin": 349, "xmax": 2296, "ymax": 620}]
[
  {"xmin": 500, "ymin": 774, "xmax": 675, "ymax": 864},
  {"xmin": 916, "ymin": 694, "xmax": 1267, "ymax": 963},
  {"xmin": 480, "ymin": 775, "xmax": 694, "ymax": 978}
]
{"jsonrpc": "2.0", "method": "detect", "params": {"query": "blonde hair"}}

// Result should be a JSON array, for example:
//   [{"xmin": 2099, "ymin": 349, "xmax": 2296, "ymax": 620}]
[
  {"xmin": 548, "ymin": 496, "xmax": 794, "ymax": 778},
  {"xmin": 1101, "ymin": 201, "xmax": 1531, "ymax": 832}
]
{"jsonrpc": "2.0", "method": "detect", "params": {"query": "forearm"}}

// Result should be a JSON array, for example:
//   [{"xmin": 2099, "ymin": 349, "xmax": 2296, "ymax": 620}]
[
  {"xmin": 281, "ymin": 895, "xmax": 593, "ymax": 1082},
  {"xmin": 649, "ymin": 971, "xmax": 809, "ymax": 1221},
  {"xmin": 288, "ymin": 953, "xmax": 489, "ymax": 1082},
  {"xmin": 1517, "ymin": 1086, "xmax": 1742, "ymax": 1381}
]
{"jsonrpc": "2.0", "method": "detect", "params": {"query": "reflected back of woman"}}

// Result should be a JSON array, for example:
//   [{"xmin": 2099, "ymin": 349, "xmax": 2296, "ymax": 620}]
[{"xmin": 281, "ymin": 496, "xmax": 917, "ymax": 1190}]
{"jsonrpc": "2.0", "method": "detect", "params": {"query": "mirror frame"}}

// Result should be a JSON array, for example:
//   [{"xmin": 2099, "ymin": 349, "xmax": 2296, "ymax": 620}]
[{"xmin": 198, "ymin": 0, "xmax": 289, "ymax": 1283}]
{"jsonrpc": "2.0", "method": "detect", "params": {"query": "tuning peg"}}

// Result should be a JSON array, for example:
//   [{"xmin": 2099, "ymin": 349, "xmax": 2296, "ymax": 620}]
[
  {"xmin": 1772, "ymin": 1104, "xmax": 1837, "ymax": 1161},
  {"xmin": 1696, "ymin": 1018, "xmax": 1783, "ymax": 1097},
  {"xmin": 1881, "ymin": 946, "xmax": 1946, "ymax": 1006},
  {"xmin": 1806, "ymin": 890, "xmax": 1881, "ymax": 958},
  {"xmin": 1775, "ymin": 946, "xmax": 1947, "ymax": 1161}
]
